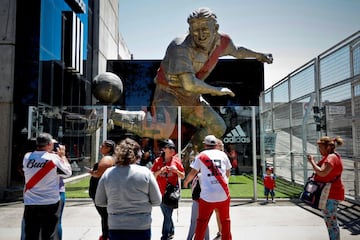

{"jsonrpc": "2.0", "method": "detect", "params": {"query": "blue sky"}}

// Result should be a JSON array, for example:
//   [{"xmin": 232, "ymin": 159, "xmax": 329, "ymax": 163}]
[{"xmin": 119, "ymin": 0, "xmax": 360, "ymax": 89}]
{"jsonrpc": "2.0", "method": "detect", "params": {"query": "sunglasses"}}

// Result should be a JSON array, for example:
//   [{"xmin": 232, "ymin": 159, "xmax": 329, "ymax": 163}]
[{"xmin": 163, "ymin": 146, "xmax": 175, "ymax": 149}]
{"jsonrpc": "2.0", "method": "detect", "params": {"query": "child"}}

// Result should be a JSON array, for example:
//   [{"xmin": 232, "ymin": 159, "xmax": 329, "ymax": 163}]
[{"xmin": 263, "ymin": 166, "xmax": 276, "ymax": 203}]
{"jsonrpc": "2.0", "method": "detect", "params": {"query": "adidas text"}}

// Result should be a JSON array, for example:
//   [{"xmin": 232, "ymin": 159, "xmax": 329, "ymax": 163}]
[{"xmin": 223, "ymin": 136, "xmax": 250, "ymax": 143}]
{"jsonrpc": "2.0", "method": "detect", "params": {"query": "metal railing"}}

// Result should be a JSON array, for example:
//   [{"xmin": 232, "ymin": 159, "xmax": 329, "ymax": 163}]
[{"xmin": 260, "ymin": 31, "xmax": 360, "ymax": 201}]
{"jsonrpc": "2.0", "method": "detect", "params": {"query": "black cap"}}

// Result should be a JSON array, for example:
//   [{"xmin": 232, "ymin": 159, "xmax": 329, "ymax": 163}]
[
  {"xmin": 103, "ymin": 139, "xmax": 115, "ymax": 149},
  {"xmin": 163, "ymin": 139, "xmax": 175, "ymax": 148},
  {"xmin": 103, "ymin": 139, "xmax": 116, "ymax": 155}
]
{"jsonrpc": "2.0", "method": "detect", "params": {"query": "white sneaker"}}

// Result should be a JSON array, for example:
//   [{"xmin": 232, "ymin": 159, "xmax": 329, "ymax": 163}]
[{"xmin": 272, "ymin": 199, "xmax": 276, "ymax": 203}]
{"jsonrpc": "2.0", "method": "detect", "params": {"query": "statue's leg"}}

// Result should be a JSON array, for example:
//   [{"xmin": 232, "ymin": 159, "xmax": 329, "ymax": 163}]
[
  {"xmin": 182, "ymin": 104, "xmax": 226, "ymax": 150},
  {"xmin": 151, "ymin": 87, "xmax": 178, "ymax": 139}
]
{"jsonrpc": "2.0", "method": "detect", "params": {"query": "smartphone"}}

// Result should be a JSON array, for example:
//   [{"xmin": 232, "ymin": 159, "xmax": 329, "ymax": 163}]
[
  {"xmin": 84, "ymin": 166, "xmax": 92, "ymax": 171},
  {"xmin": 53, "ymin": 142, "xmax": 60, "ymax": 152}
]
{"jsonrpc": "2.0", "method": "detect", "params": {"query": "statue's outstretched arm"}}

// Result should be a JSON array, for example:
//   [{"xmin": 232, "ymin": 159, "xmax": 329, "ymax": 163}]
[
  {"xmin": 225, "ymin": 40, "xmax": 273, "ymax": 64},
  {"xmin": 234, "ymin": 46, "xmax": 273, "ymax": 64}
]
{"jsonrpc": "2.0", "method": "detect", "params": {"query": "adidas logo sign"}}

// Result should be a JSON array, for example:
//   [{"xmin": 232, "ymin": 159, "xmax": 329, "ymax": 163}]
[{"xmin": 223, "ymin": 125, "xmax": 250, "ymax": 144}]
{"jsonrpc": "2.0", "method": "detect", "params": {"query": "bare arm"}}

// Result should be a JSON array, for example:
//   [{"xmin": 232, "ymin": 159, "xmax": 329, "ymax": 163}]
[
  {"xmin": 168, "ymin": 165, "xmax": 185, "ymax": 179},
  {"xmin": 183, "ymin": 168, "xmax": 199, "ymax": 188},
  {"xmin": 226, "ymin": 169, "xmax": 231, "ymax": 178},
  {"xmin": 307, "ymin": 154, "xmax": 333, "ymax": 177},
  {"xmin": 90, "ymin": 156, "xmax": 114, "ymax": 178},
  {"xmin": 56, "ymin": 145, "xmax": 72, "ymax": 177},
  {"xmin": 175, "ymin": 169, "xmax": 186, "ymax": 180},
  {"xmin": 153, "ymin": 166, "xmax": 167, "ymax": 178}
]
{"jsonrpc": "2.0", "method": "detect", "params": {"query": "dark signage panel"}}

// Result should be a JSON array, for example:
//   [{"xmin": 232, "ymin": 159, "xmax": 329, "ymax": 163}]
[
  {"xmin": 107, "ymin": 59, "xmax": 264, "ymax": 173},
  {"xmin": 107, "ymin": 59, "xmax": 264, "ymax": 109}
]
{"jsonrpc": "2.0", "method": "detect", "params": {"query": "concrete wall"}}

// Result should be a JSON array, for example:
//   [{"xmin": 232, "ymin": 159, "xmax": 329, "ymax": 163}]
[
  {"xmin": 118, "ymin": 32, "xmax": 131, "ymax": 60},
  {"xmin": 90, "ymin": 0, "xmax": 130, "ymax": 164},
  {"xmin": 93, "ymin": 0, "xmax": 127, "ymax": 75},
  {"xmin": 0, "ymin": 0, "xmax": 16, "ymax": 189},
  {"xmin": 91, "ymin": 0, "xmax": 130, "ymax": 113}
]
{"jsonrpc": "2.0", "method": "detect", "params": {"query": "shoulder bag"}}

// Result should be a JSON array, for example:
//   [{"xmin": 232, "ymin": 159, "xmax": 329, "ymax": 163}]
[
  {"xmin": 300, "ymin": 174, "xmax": 338, "ymax": 210},
  {"xmin": 163, "ymin": 182, "xmax": 180, "ymax": 209},
  {"xmin": 162, "ymin": 158, "xmax": 180, "ymax": 209}
]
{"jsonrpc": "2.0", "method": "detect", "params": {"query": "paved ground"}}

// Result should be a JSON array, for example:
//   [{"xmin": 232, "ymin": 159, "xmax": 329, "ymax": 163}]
[{"xmin": 0, "ymin": 199, "xmax": 359, "ymax": 240}]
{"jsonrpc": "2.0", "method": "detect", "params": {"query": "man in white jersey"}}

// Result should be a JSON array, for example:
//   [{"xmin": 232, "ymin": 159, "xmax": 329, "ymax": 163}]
[
  {"xmin": 22, "ymin": 132, "xmax": 72, "ymax": 239},
  {"xmin": 184, "ymin": 135, "xmax": 232, "ymax": 240}
]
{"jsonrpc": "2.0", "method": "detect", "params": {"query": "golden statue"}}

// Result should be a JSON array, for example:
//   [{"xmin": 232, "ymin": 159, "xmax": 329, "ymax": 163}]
[{"xmin": 151, "ymin": 7, "xmax": 273, "ymax": 149}]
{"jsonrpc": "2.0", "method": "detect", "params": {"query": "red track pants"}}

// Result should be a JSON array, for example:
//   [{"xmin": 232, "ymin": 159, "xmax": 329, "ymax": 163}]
[{"xmin": 194, "ymin": 197, "xmax": 232, "ymax": 240}]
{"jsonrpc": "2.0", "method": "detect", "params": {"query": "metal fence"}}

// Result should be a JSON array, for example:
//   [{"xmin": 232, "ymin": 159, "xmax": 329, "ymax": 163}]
[{"xmin": 259, "ymin": 31, "xmax": 360, "ymax": 201}]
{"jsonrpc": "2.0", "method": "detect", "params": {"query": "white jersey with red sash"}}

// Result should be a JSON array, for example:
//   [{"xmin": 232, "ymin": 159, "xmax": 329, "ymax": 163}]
[
  {"xmin": 23, "ymin": 151, "xmax": 72, "ymax": 205},
  {"xmin": 190, "ymin": 149, "xmax": 232, "ymax": 202}
]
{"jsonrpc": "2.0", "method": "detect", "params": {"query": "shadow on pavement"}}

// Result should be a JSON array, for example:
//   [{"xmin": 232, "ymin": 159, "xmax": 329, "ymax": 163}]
[{"xmin": 295, "ymin": 199, "xmax": 360, "ymax": 236}]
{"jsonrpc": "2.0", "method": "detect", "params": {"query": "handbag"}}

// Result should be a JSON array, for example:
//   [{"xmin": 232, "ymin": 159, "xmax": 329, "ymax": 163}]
[
  {"xmin": 300, "ymin": 174, "xmax": 334, "ymax": 210},
  {"xmin": 163, "ymin": 183, "xmax": 180, "ymax": 209},
  {"xmin": 191, "ymin": 176, "xmax": 201, "ymax": 200}
]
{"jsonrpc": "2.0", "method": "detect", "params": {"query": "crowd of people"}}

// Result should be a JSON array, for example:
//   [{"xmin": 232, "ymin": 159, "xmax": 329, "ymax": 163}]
[{"xmin": 21, "ymin": 131, "xmax": 345, "ymax": 240}]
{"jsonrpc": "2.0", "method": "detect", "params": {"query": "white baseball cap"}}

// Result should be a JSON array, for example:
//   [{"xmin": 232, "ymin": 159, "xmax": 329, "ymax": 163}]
[{"xmin": 203, "ymin": 135, "xmax": 217, "ymax": 146}]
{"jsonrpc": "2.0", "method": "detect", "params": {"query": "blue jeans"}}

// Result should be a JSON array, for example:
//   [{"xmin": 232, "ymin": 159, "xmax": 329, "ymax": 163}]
[
  {"xmin": 56, "ymin": 191, "xmax": 66, "ymax": 240},
  {"xmin": 160, "ymin": 203, "xmax": 174, "ymax": 240},
  {"xmin": 21, "ymin": 217, "xmax": 25, "ymax": 240}
]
